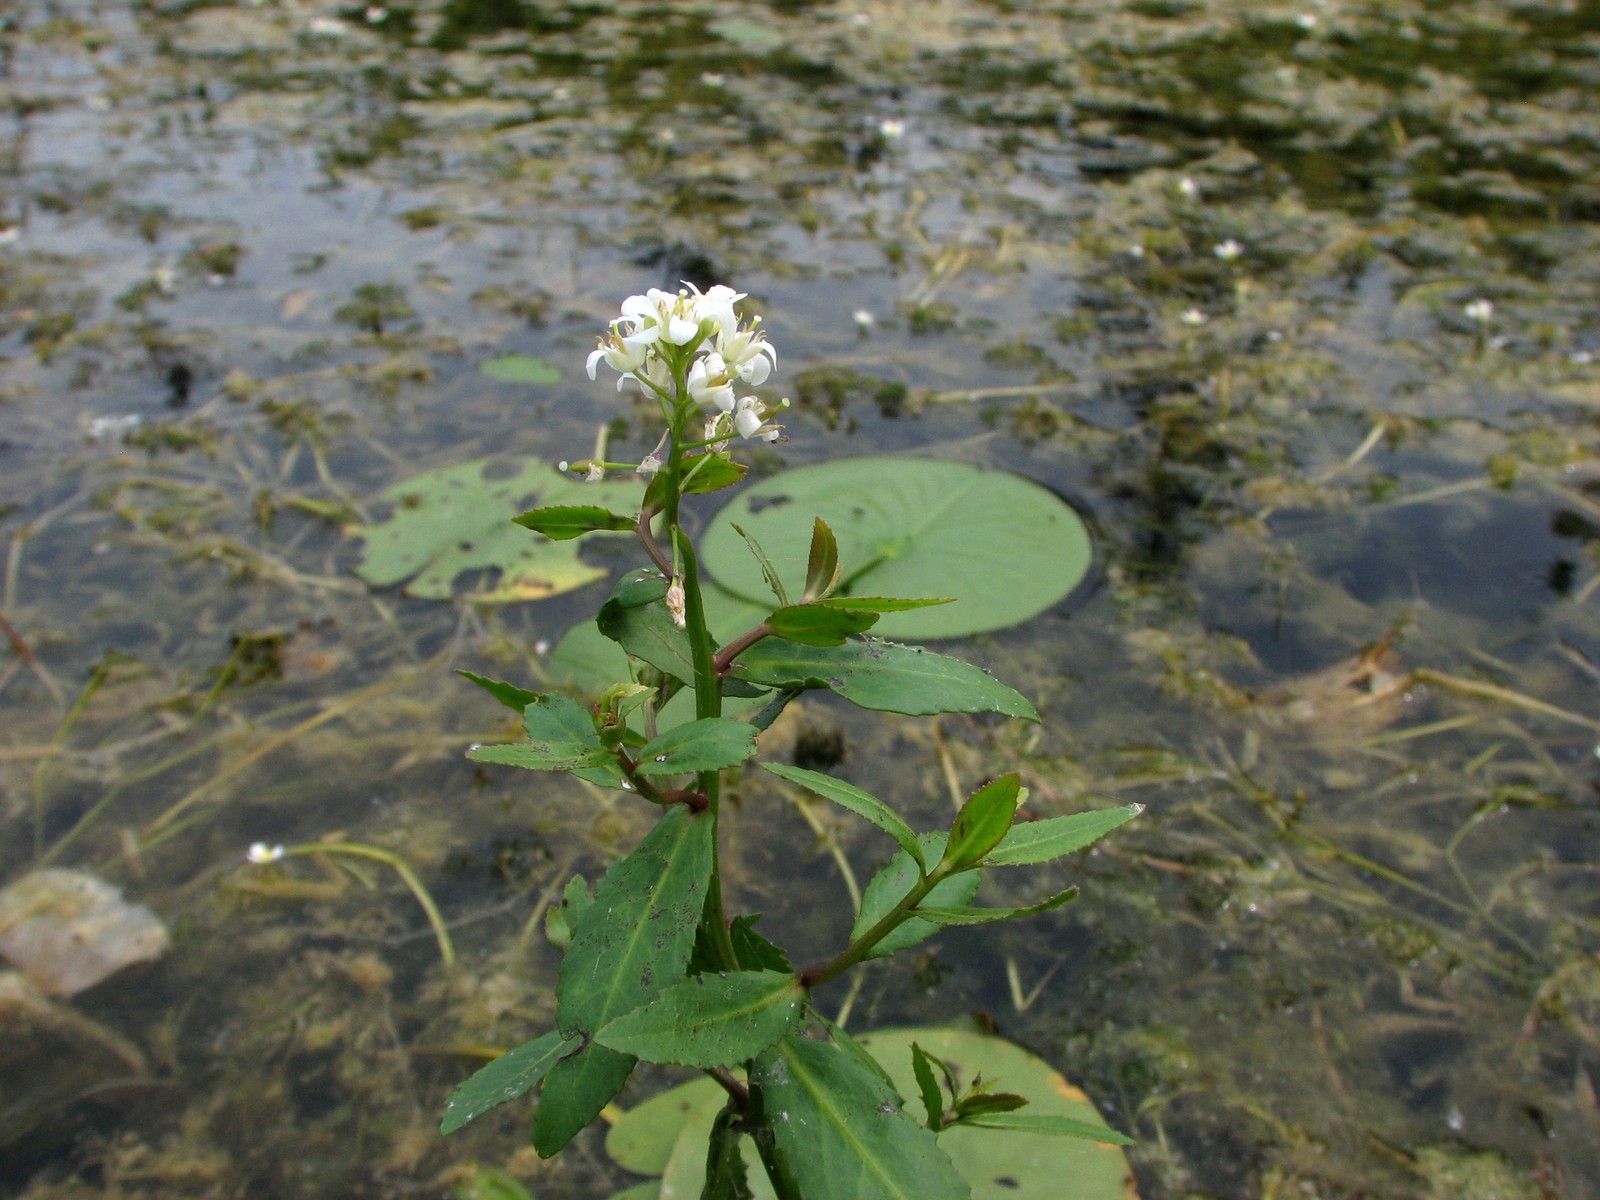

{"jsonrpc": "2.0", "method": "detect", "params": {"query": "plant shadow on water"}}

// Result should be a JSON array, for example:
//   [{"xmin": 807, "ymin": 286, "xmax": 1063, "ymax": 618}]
[{"xmin": 1, "ymin": 0, "xmax": 1599, "ymax": 1197}]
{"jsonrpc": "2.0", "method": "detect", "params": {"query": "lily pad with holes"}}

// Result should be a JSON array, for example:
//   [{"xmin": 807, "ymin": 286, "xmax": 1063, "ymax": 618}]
[
  {"xmin": 350, "ymin": 458, "xmax": 638, "ymax": 602},
  {"xmin": 702, "ymin": 458, "xmax": 1092, "ymax": 639},
  {"xmin": 599, "ymin": 1025, "xmax": 1134, "ymax": 1200}
]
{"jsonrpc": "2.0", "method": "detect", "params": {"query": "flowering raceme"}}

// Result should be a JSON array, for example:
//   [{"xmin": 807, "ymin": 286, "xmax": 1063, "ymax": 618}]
[{"xmin": 587, "ymin": 284, "xmax": 785, "ymax": 443}]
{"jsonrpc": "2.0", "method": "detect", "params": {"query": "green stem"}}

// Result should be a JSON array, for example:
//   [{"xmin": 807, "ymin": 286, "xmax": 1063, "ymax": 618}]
[
  {"xmin": 677, "ymin": 529, "xmax": 740, "ymax": 973},
  {"xmin": 800, "ymin": 865, "xmax": 952, "ymax": 988}
]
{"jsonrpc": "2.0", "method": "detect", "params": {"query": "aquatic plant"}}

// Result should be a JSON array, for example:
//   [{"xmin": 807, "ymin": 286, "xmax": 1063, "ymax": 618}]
[{"xmin": 438, "ymin": 285, "xmax": 1138, "ymax": 1198}]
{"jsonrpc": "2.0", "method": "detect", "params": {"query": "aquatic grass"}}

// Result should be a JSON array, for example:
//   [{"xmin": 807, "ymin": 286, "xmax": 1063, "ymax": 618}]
[{"xmin": 262, "ymin": 839, "xmax": 456, "ymax": 968}]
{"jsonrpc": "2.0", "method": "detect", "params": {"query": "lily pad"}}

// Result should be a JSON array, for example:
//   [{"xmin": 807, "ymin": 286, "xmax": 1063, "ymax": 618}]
[
  {"xmin": 701, "ymin": 458, "xmax": 1093, "ymax": 639},
  {"xmin": 707, "ymin": 17, "xmax": 784, "ymax": 50},
  {"xmin": 602, "ymin": 1025, "xmax": 1134, "ymax": 1200},
  {"xmin": 480, "ymin": 354, "xmax": 562, "ymax": 386},
  {"xmin": 350, "ymin": 458, "xmax": 638, "ymax": 602}
]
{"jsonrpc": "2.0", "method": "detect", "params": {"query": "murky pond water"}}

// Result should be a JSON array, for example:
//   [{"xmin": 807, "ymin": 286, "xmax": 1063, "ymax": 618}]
[{"xmin": 2, "ymin": 0, "xmax": 1599, "ymax": 1197}]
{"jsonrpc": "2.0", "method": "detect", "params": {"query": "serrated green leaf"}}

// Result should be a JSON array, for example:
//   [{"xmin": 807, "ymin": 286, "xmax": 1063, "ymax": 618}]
[
  {"xmin": 819, "ymin": 596, "xmax": 955, "ymax": 613},
  {"xmin": 750, "ymin": 1031, "xmax": 969, "ymax": 1200},
  {"xmin": 939, "ymin": 774, "xmax": 1021, "ymax": 873},
  {"xmin": 545, "ymin": 875, "xmax": 591, "ymax": 952},
  {"xmin": 814, "ymin": 1014, "xmax": 900, "ymax": 1095},
  {"xmin": 440, "ymin": 1029, "xmax": 577, "ymax": 1134},
  {"xmin": 804, "ymin": 517, "xmax": 841, "ymax": 602},
  {"xmin": 704, "ymin": 1105, "xmax": 755, "ymax": 1200},
  {"xmin": 634, "ymin": 717, "xmax": 760, "ymax": 776},
  {"xmin": 911, "ymin": 1043, "xmax": 945, "ymax": 1131},
  {"xmin": 481, "ymin": 353, "xmax": 562, "ymax": 385},
  {"xmin": 595, "ymin": 971, "xmax": 806, "ymax": 1067},
  {"xmin": 730, "ymin": 914, "xmax": 793, "ymax": 973},
  {"xmin": 731, "ymin": 523, "xmax": 790, "ymax": 606},
  {"xmin": 766, "ymin": 603, "xmax": 879, "ymax": 646},
  {"xmin": 597, "ymin": 571, "xmax": 696, "ymax": 684},
  {"xmin": 646, "ymin": 453, "xmax": 746, "ymax": 509},
  {"xmin": 469, "ymin": 742, "xmax": 614, "ymax": 772},
  {"xmin": 760, "ymin": 762, "xmax": 925, "ymax": 871},
  {"xmin": 852, "ymin": 834, "xmax": 980, "ymax": 960},
  {"xmin": 914, "ymin": 886, "xmax": 1077, "ymax": 926},
  {"xmin": 952, "ymin": 1092, "xmax": 1028, "ymax": 1119},
  {"xmin": 457, "ymin": 670, "xmax": 540, "ymax": 714},
  {"xmin": 534, "ymin": 1043, "xmax": 636, "ymax": 1157},
  {"xmin": 984, "ymin": 805, "xmax": 1142, "ymax": 867},
  {"xmin": 730, "ymin": 639, "xmax": 1038, "ymax": 720},
  {"xmin": 513, "ymin": 504, "xmax": 637, "ymax": 540},
  {"xmin": 957, "ymin": 1112, "xmax": 1133, "ymax": 1145},
  {"xmin": 557, "ymin": 808, "xmax": 715, "ymax": 1035},
  {"xmin": 539, "ymin": 808, "xmax": 715, "ymax": 1155},
  {"xmin": 466, "ymin": 693, "xmax": 612, "ymax": 772}
]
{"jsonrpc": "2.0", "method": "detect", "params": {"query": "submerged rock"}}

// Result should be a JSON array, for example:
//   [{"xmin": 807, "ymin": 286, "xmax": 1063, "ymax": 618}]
[{"xmin": 0, "ymin": 869, "xmax": 170, "ymax": 998}]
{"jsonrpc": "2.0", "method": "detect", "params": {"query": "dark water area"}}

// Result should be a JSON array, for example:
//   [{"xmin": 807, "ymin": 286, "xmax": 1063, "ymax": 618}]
[{"xmin": 2, "ymin": 1, "xmax": 1599, "ymax": 1197}]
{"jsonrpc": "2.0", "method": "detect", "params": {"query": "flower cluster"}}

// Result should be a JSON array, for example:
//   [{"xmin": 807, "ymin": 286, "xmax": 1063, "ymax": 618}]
[{"xmin": 587, "ymin": 284, "xmax": 785, "ymax": 443}]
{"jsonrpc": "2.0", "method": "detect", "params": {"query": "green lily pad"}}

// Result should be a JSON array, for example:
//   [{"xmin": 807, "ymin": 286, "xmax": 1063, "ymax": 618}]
[
  {"xmin": 707, "ymin": 17, "xmax": 784, "ymax": 49},
  {"xmin": 480, "ymin": 354, "xmax": 562, "ymax": 385},
  {"xmin": 603, "ymin": 1025, "xmax": 1135, "ymax": 1200},
  {"xmin": 702, "ymin": 458, "xmax": 1092, "ymax": 640},
  {"xmin": 350, "ymin": 457, "xmax": 637, "ymax": 602}
]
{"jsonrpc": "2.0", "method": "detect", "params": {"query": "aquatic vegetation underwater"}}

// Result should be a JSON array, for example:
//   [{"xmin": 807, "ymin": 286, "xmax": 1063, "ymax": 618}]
[{"xmin": 1, "ymin": 0, "xmax": 1599, "ymax": 1197}]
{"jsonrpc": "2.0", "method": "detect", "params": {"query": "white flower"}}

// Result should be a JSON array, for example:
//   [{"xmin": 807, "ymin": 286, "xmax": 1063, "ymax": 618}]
[
  {"xmin": 1180, "ymin": 307, "xmax": 1208, "ymax": 326},
  {"xmin": 585, "ymin": 462, "xmax": 605, "ymax": 483},
  {"xmin": 1177, "ymin": 176, "xmax": 1199, "ymax": 199},
  {"xmin": 1294, "ymin": 13, "xmax": 1319, "ymax": 30},
  {"xmin": 853, "ymin": 309, "xmax": 875, "ymax": 330},
  {"xmin": 730, "ymin": 396, "xmax": 787, "ymax": 442},
  {"xmin": 687, "ymin": 352, "xmax": 737, "ymax": 412},
  {"xmin": 879, "ymin": 119, "xmax": 905, "ymax": 139},
  {"xmin": 1463, "ymin": 298, "xmax": 1493, "ymax": 323},
  {"xmin": 365, "ymin": 6, "xmax": 388, "ymax": 22},
  {"xmin": 308, "ymin": 16, "xmax": 346, "ymax": 36},
  {"xmin": 587, "ymin": 336, "xmax": 648, "ymax": 380},
  {"xmin": 716, "ymin": 319, "xmax": 776, "ymax": 385},
  {"xmin": 247, "ymin": 842, "xmax": 286, "ymax": 864},
  {"xmin": 700, "ymin": 72, "xmax": 726, "ymax": 87},
  {"xmin": 637, "ymin": 453, "xmax": 662, "ymax": 476},
  {"xmin": 1213, "ymin": 239, "xmax": 1243, "ymax": 261}
]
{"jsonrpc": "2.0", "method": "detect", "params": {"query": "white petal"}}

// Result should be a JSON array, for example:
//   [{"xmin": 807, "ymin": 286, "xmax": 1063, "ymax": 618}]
[{"xmin": 734, "ymin": 405, "xmax": 764, "ymax": 438}]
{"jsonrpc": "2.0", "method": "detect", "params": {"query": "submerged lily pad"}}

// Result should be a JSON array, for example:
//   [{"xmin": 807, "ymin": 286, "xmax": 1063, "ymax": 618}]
[
  {"xmin": 0, "ymin": 870, "xmax": 170, "ymax": 998},
  {"xmin": 479, "ymin": 354, "xmax": 561, "ymax": 386},
  {"xmin": 601, "ymin": 1025, "xmax": 1133, "ymax": 1200},
  {"xmin": 701, "ymin": 458, "xmax": 1093, "ymax": 639},
  {"xmin": 350, "ymin": 458, "xmax": 637, "ymax": 602}
]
